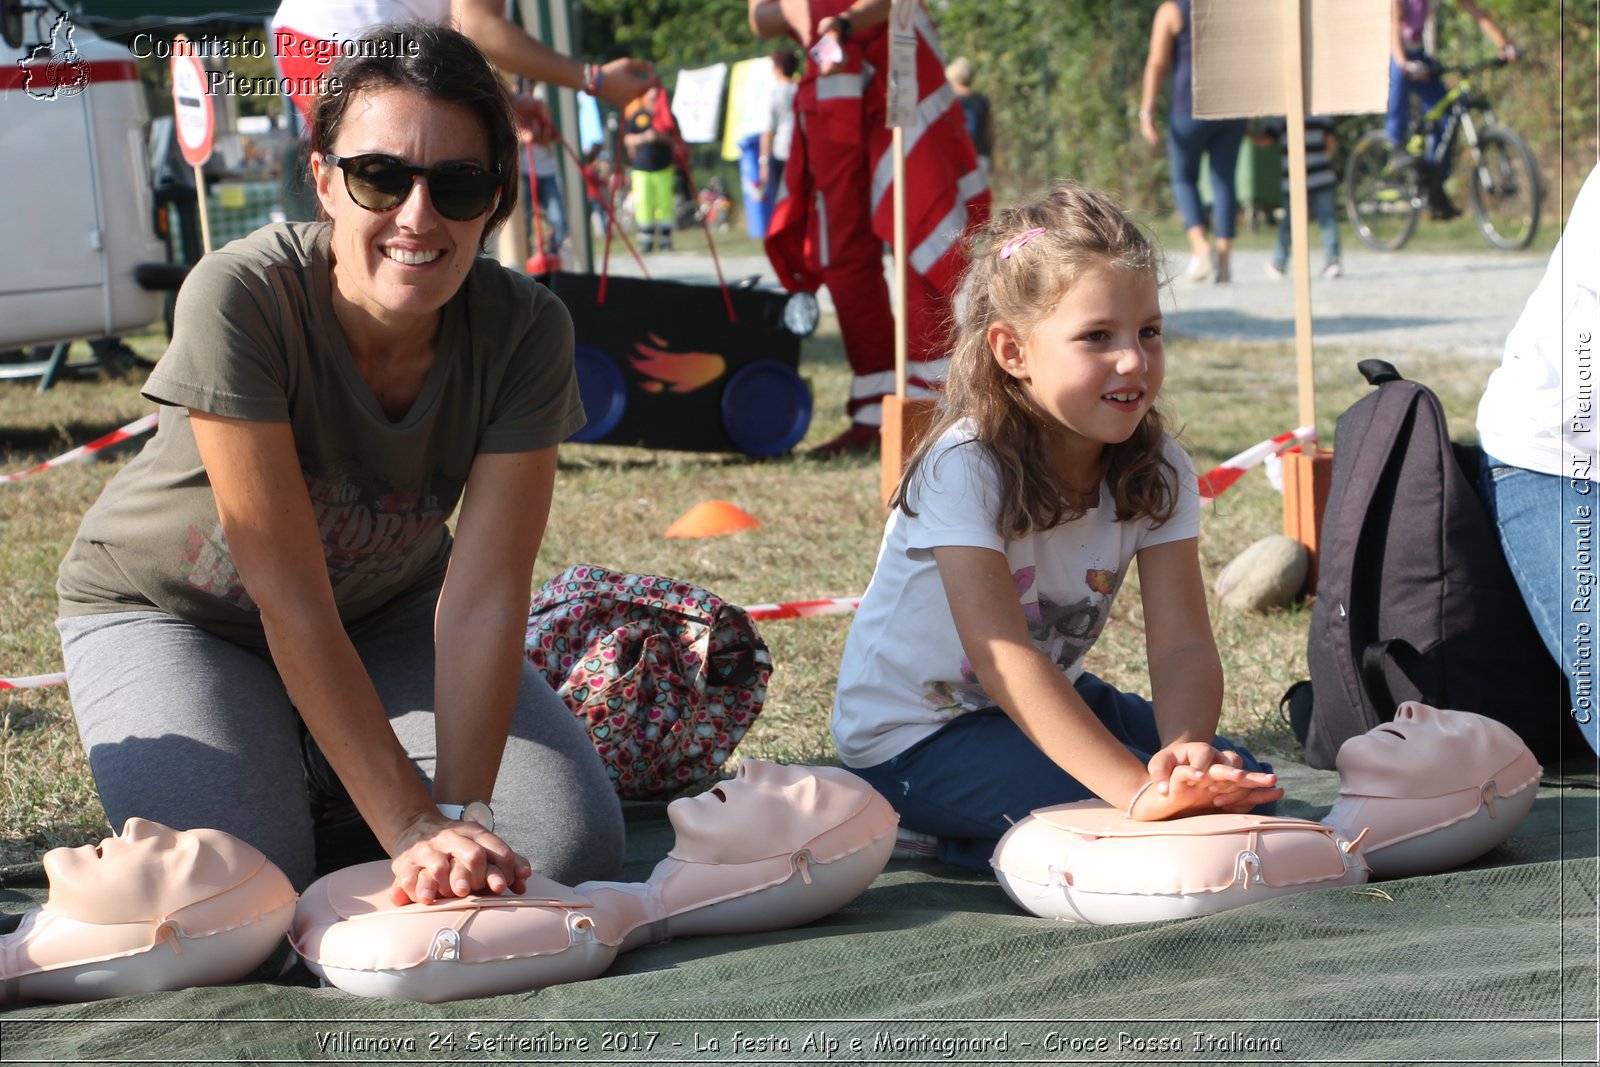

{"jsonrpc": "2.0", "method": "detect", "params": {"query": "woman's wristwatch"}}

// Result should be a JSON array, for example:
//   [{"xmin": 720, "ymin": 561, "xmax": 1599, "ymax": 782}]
[
  {"xmin": 436, "ymin": 801, "xmax": 494, "ymax": 831},
  {"xmin": 832, "ymin": 13, "xmax": 853, "ymax": 40}
]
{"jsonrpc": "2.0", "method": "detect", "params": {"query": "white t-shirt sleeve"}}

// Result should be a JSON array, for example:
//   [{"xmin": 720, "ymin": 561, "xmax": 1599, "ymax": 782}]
[
  {"xmin": 902, "ymin": 435, "xmax": 1007, "ymax": 557},
  {"xmin": 1134, "ymin": 439, "xmax": 1203, "ymax": 550}
]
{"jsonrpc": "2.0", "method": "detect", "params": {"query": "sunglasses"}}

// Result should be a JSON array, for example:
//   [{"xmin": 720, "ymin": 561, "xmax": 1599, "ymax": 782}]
[{"xmin": 322, "ymin": 153, "xmax": 500, "ymax": 222}]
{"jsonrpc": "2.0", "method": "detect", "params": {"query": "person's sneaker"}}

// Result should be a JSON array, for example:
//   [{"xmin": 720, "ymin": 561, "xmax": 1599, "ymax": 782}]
[
  {"xmin": 1264, "ymin": 260, "xmax": 1288, "ymax": 280},
  {"xmin": 1182, "ymin": 254, "xmax": 1213, "ymax": 282},
  {"xmin": 1213, "ymin": 260, "xmax": 1231, "ymax": 284},
  {"xmin": 811, "ymin": 422, "xmax": 880, "ymax": 456},
  {"xmin": 892, "ymin": 828, "xmax": 939, "ymax": 861},
  {"xmin": 1321, "ymin": 261, "xmax": 1343, "ymax": 279}
]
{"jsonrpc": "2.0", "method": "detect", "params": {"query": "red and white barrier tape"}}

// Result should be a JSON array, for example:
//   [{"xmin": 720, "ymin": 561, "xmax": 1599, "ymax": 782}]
[
  {"xmin": 0, "ymin": 672, "xmax": 66, "ymax": 691},
  {"xmin": 5, "ymin": 427, "xmax": 1308, "ymax": 685},
  {"xmin": 1197, "ymin": 426, "xmax": 1317, "ymax": 500},
  {"xmin": 744, "ymin": 596, "xmax": 862, "ymax": 621},
  {"xmin": 0, "ymin": 412, "xmax": 158, "ymax": 486}
]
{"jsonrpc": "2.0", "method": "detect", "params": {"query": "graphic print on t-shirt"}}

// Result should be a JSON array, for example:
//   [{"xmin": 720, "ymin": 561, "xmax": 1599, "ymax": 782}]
[
  {"xmin": 179, "ymin": 464, "xmax": 465, "ymax": 606},
  {"xmin": 304, "ymin": 464, "xmax": 463, "ymax": 587},
  {"xmin": 181, "ymin": 521, "xmax": 254, "ymax": 610},
  {"xmin": 921, "ymin": 563, "xmax": 1120, "ymax": 718},
  {"xmin": 1023, "ymin": 566, "xmax": 1117, "ymax": 673}
]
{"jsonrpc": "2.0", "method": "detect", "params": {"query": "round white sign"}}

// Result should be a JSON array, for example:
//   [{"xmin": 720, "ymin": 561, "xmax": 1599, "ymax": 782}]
[{"xmin": 170, "ymin": 36, "xmax": 214, "ymax": 166}]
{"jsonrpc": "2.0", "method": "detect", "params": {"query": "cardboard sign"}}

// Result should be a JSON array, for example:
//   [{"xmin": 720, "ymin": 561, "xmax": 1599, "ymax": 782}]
[
  {"xmin": 169, "ymin": 35, "xmax": 213, "ymax": 166},
  {"xmin": 1190, "ymin": 0, "xmax": 1389, "ymax": 119},
  {"xmin": 670, "ymin": 63, "xmax": 728, "ymax": 145},
  {"xmin": 885, "ymin": 0, "xmax": 920, "ymax": 128}
]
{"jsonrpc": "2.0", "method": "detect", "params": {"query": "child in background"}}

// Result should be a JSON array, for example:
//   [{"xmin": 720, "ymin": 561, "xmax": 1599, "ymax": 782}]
[
  {"xmin": 623, "ymin": 86, "xmax": 676, "ymax": 252},
  {"xmin": 1252, "ymin": 115, "xmax": 1343, "ymax": 280},
  {"xmin": 831, "ymin": 182, "xmax": 1282, "ymax": 868}
]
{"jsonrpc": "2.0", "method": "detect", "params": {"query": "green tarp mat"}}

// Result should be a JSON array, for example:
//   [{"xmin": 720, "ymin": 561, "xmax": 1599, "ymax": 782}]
[{"xmin": 2, "ymin": 761, "xmax": 1596, "ymax": 1065}]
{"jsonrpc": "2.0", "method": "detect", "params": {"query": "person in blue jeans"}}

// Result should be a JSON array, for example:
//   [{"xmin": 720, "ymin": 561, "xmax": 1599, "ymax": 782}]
[
  {"xmin": 1251, "ymin": 116, "xmax": 1342, "ymax": 280},
  {"xmin": 1139, "ymin": 0, "xmax": 1247, "ymax": 284},
  {"xmin": 1476, "ymin": 162, "xmax": 1600, "ymax": 760},
  {"xmin": 830, "ymin": 183, "xmax": 1281, "ymax": 868},
  {"xmin": 1386, "ymin": 0, "xmax": 1516, "ymax": 219},
  {"xmin": 521, "ymin": 134, "xmax": 568, "ymax": 264}
]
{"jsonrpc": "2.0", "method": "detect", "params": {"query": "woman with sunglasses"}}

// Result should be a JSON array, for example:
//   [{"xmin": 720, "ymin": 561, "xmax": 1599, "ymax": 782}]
[{"xmin": 55, "ymin": 23, "xmax": 624, "ymax": 906}]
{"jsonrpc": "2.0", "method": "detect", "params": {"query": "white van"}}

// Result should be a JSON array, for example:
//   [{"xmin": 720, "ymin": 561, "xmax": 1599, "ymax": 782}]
[{"xmin": 0, "ymin": 2, "xmax": 169, "ymax": 352}]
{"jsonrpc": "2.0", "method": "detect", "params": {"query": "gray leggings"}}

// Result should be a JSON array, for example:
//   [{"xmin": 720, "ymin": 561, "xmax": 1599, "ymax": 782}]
[{"xmin": 57, "ymin": 584, "xmax": 624, "ymax": 891}]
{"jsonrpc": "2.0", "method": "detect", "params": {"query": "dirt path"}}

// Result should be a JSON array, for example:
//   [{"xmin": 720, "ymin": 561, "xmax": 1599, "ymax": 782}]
[
  {"xmin": 608, "ymin": 243, "xmax": 1548, "ymax": 362},
  {"xmin": 1156, "ymin": 245, "xmax": 1546, "ymax": 360}
]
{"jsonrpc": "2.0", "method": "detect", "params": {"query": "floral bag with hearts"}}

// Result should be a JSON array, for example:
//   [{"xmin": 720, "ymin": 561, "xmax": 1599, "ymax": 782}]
[{"xmin": 525, "ymin": 564, "xmax": 771, "ymax": 799}]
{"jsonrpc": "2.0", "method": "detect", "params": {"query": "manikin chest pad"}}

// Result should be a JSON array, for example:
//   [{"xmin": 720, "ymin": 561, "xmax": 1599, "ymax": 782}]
[
  {"xmin": 291, "ymin": 761, "xmax": 899, "ymax": 1002},
  {"xmin": 992, "ymin": 704, "xmax": 1541, "ymax": 924},
  {"xmin": 0, "ymin": 818, "xmax": 297, "ymax": 1004}
]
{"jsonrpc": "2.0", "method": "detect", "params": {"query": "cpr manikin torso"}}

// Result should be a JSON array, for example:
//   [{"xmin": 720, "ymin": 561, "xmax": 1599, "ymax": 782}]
[
  {"xmin": 291, "ymin": 761, "xmax": 898, "ymax": 1002},
  {"xmin": 0, "ymin": 819, "xmax": 297, "ymax": 1003},
  {"xmin": 992, "ymin": 705, "xmax": 1542, "ymax": 924}
]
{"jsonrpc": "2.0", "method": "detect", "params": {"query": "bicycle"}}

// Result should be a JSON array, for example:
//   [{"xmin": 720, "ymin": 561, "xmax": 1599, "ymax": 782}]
[{"xmin": 1344, "ymin": 57, "xmax": 1540, "ymax": 252}]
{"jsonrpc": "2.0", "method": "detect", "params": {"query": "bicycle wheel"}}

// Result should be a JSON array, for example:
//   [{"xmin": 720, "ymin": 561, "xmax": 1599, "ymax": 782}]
[
  {"xmin": 1344, "ymin": 130, "xmax": 1421, "ymax": 251},
  {"xmin": 1467, "ymin": 125, "xmax": 1541, "ymax": 251}
]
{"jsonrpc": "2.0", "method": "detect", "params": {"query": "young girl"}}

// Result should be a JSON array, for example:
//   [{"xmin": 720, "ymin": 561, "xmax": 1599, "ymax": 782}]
[{"xmin": 832, "ymin": 182, "xmax": 1282, "ymax": 868}]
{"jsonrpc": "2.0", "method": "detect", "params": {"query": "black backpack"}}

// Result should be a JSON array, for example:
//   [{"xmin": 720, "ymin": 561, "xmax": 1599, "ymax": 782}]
[{"xmin": 1285, "ymin": 360, "xmax": 1565, "ymax": 768}]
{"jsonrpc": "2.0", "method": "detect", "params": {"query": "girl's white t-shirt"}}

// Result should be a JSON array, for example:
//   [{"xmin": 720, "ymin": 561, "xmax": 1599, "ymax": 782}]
[{"xmin": 831, "ymin": 425, "xmax": 1202, "ymax": 769}]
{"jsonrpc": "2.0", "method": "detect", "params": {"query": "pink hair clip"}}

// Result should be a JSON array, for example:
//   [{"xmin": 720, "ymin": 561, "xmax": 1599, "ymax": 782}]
[{"xmin": 999, "ymin": 227, "xmax": 1047, "ymax": 259}]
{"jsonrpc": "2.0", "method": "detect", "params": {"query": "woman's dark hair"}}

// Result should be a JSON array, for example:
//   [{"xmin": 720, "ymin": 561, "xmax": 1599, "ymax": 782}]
[
  {"xmin": 773, "ymin": 49, "xmax": 798, "ymax": 78},
  {"xmin": 309, "ymin": 21, "xmax": 518, "ymax": 244}
]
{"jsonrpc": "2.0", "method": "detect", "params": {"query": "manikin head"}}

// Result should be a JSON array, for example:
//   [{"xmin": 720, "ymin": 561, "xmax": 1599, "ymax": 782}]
[
  {"xmin": 3, "ymin": 819, "xmax": 297, "ymax": 1003},
  {"xmin": 665, "ymin": 761, "xmax": 887, "ymax": 864},
  {"xmin": 1335, "ymin": 702, "xmax": 1541, "ymax": 799},
  {"xmin": 1325, "ymin": 703, "xmax": 1543, "ymax": 879},
  {"xmin": 42, "ymin": 818, "xmax": 282, "ymax": 926}
]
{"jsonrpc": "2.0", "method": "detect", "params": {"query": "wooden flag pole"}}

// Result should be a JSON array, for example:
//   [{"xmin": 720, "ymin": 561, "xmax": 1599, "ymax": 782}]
[
  {"xmin": 878, "ymin": 0, "xmax": 936, "ymax": 505},
  {"xmin": 893, "ymin": 125, "xmax": 907, "ymax": 399},
  {"xmin": 1187, "ymin": 0, "xmax": 1390, "ymax": 588},
  {"xmin": 1282, "ymin": 0, "xmax": 1314, "ymax": 434},
  {"xmin": 194, "ymin": 163, "xmax": 213, "ymax": 255},
  {"xmin": 1278, "ymin": 0, "xmax": 1333, "ymax": 586}
]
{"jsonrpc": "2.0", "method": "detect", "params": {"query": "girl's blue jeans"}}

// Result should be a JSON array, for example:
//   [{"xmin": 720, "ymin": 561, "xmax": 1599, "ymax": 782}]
[
  {"xmin": 845, "ymin": 672, "xmax": 1274, "ymax": 869},
  {"xmin": 1479, "ymin": 452, "xmax": 1600, "ymax": 756},
  {"xmin": 1166, "ymin": 113, "xmax": 1247, "ymax": 238}
]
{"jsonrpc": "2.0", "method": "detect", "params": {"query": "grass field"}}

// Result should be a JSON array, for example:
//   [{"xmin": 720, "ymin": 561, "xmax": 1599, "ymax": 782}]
[{"xmin": 0, "ymin": 298, "xmax": 1496, "ymax": 868}]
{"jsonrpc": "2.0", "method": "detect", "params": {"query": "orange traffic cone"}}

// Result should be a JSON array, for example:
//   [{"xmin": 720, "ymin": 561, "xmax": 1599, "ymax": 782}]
[{"xmin": 664, "ymin": 500, "xmax": 761, "ymax": 538}]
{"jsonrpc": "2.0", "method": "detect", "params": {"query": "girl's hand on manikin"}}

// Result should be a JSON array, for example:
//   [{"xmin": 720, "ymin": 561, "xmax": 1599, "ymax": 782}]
[{"xmin": 1129, "ymin": 743, "xmax": 1283, "ymax": 820}]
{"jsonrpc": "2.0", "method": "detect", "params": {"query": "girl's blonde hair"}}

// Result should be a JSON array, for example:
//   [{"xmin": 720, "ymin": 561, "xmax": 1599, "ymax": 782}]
[{"xmin": 893, "ymin": 181, "xmax": 1179, "ymax": 539}]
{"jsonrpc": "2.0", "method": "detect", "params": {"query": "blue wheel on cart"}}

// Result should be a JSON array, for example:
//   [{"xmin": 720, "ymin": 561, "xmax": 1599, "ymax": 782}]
[
  {"xmin": 720, "ymin": 360, "xmax": 812, "ymax": 457},
  {"xmin": 568, "ymin": 343, "xmax": 627, "ymax": 443}
]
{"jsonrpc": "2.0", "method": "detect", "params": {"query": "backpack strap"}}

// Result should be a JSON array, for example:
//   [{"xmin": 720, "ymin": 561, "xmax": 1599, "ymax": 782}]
[
  {"xmin": 1359, "ymin": 637, "xmax": 1421, "ymax": 721},
  {"xmin": 1357, "ymin": 359, "xmax": 1403, "ymax": 385},
  {"xmin": 1311, "ymin": 382, "xmax": 1424, "ymax": 728}
]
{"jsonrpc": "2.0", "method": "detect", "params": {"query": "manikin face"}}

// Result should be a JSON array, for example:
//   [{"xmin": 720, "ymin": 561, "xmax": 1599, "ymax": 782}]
[
  {"xmin": 1337, "ymin": 702, "xmax": 1532, "ymax": 797},
  {"xmin": 993, "ymin": 261, "xmax": 1164, "ymax": 467},
  {"xmin": 312, "ymin": 85, "xmax": 497, "ymax": 335},
  {"xmin": 42, "ymin": 818, "xmax": 256, "ymax": 926},
  {"xmin": 667, "ymin": 762, "xmax": 878, "ymax": 863}
]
